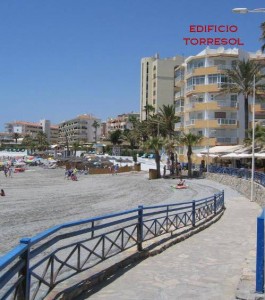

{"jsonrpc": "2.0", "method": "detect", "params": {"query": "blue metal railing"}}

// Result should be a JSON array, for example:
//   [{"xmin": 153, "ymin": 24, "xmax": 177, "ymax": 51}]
[
  {"xmin": 208, "ymin": 166, "xmax": 265, "ymax": 187},
  {"xmin": 0, "ymin": 191, "xmax": 224, "ymax": 300}
]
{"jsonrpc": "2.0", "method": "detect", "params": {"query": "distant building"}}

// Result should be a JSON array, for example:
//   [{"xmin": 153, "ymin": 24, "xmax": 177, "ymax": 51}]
[
  {"xmin": 140, "ymin": 53, "xmax": 185, "ymax": 121},
  {"xmin": 106, "ymin": 112, "xmax": 140, "ymax": 137},
  {"xmin": 58, "ymin": 114, "xmax": 101, "ymax": 145},
  {"xmin": 5, "ymin": 119, "xmax": 58, "ymax": 143}
]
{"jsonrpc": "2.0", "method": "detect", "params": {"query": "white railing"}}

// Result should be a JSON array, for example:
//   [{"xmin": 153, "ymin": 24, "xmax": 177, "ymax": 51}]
[
  {"xmin": 216, "ymin": 137, "xmax": 238, "ymax": 144},
  {"xmin": 217, "ymin": 119, "xmax": 237, "ymax": 125}
]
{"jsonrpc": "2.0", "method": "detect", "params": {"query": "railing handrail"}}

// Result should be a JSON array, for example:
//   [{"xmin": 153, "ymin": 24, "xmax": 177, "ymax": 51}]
[{"xmin": 0, "ymin": 191, "xmax": 225, "ymax": 300}]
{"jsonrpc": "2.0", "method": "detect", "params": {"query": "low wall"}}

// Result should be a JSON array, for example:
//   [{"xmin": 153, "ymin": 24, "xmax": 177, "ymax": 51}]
[
  {"xmin": 205, "ymin": 173, "xmax": 265, "ymax": 207},
  {"xmin": 89, "ymin": 165, "xmax": 140, "ymax": 175}
]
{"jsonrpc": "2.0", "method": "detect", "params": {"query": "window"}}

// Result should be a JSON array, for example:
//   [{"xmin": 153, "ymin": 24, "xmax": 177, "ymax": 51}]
[
  {"xmin": 215, "ymin": 112, "xmax": 226, "ymax": 118},
  {"xmin": 208, "ymin": 74, "xmax": 218, "ymax": 84}
]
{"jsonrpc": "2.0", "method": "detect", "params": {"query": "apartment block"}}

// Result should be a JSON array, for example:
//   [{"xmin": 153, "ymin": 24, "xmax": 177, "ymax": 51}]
[
  {"xmin": 58, "ymin": 114, "xmax": 101, "ymax": 145},
  {"xmin": 140, "ymin": 53, "xmax": 185, "ymax": 121},
  {"xmin": 5, "ymin": 119, "xmax": 59, "ymax": 144},
  {"xmin": 174, "ymin": 47, "xmax": 265, "ymax": 152},
  {"xmin": 106, "ymin": 112, "xmax": 140, "ymax": 137}
]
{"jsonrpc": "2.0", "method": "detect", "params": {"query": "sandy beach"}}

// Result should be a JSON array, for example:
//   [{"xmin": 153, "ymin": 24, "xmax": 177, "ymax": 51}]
[{"xmin": 1, "ymin": 165, "xmax": 225, "ymax": 256}]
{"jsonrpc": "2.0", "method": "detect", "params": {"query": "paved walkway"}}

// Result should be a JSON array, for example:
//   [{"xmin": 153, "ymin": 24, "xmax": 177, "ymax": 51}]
[{"xmin": 76, "ymin": 184, "xmax": 262, "ymax": 300}]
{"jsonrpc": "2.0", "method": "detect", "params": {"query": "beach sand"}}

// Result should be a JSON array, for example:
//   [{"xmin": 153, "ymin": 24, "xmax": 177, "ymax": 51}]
[{"xmin": 0, "ymin": 166, "xmax": 227, "ymax": 255}]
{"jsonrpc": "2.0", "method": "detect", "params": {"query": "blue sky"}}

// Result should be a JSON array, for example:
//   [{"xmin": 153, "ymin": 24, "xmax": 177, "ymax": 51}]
[{"xmin": 0, "ymin": 0, "xmax": 264, "ymax": 130}]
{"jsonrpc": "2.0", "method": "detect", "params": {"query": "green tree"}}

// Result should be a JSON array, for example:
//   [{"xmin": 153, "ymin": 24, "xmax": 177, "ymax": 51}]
[
  {"xmin": 244, "ymin": 123, "xmax": 265, "ymax": 147},
  {"xmin": 36, "ymin": 131, "xmax": 49, "ymax": 151},
  {"xmin": 110, "ymin": 130, "xmax": 123, "ymax": 145},
  {"xmin": 143, "ymin": 136, "xmax": 164, "ymax": 178},
  {"xmin": 157, "ymin": 104, "xmax": 180, "ymax": 138},
  {"xmin": 144, "ymin": 104, "xmax": 155, "ymax": 121},
  {"xmin": 13, "ymin": 132, "xmax": 20, "ymax": 144},
  {"xmin": 178, "ymin": 133, "xmax": 202, "ymax": 178},
  {"xmin": 92, "ymin": 120, "xmax": 100, "ymax": 143},
  {"xmin": 22, "ymin": 134, "xmax": 33, "ymax": 151},
  {"xmin": 71, "ymin": 141, "xmax": 80, "ymax": 157},
  {"xmin": 221, "ymin": 60, "xmax": 265, "ymax": 138}
]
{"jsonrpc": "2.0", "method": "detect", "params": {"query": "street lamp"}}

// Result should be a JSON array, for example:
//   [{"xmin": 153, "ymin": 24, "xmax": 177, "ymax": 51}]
[
  {"xmin": 232, "ymin": 8, "xmax": 265, "ymax": 14},
  {"xmin": 232, "ymin": 7, "xmax": 260, "ymax": 202},
  {"xmin": 250, "ymin": 76, "xmax": 256, "ymax": 202}
]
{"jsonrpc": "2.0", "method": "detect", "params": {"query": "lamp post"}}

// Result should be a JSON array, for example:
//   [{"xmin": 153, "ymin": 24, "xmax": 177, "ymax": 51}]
[
  {"xmin": 250, "ymin": 75, "xmax": 256, "ymax": 202},
  {"xmin": 232, "ymin": 7, "xmax": 264, "ymax": 201}
]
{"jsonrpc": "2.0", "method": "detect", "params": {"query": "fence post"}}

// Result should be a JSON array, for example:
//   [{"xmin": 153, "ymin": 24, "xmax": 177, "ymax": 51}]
[
  {"xmin": 137, "ymin": 206, "xmax": 143, "ymax": 251},
  {"xmin": 17, "ymin": 238, "xmax": 31, "ymax": 300},
  {"xmin": 256, "ymin": 209, "xmax": 265, "ymax": 293},
  {"xmin": 222, "ymin": 190, "xmax": 225, "ymax": 209},
  {"xmin": 192, "ymin": 201, "xmax": 196, "ymax": 227},
  {"xmin": 214, "ymin": 194, "xmax": 217, "ymax": 215}
]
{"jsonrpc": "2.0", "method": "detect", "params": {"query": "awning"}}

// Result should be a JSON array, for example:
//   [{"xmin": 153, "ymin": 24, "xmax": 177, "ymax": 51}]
[{"xmin": 201, "ymin": 145, "xmax": 243, "ymax": 154}]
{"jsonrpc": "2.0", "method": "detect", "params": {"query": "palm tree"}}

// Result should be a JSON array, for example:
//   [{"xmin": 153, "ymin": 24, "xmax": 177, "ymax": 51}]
[
  {"xmin": 71, "ymin": 141, "xmax": 80, "ymax": 157},
  {"xmin": 143, "ymin": 136, "xmax": 164, "ymax": 178},
  {"xmin": 22, "ymin": 134, "xmax": 33, "ymax": 152},
  {"xmin": 13, "ymin": 133, "xmax": 20, "ymax": 144},
  {"xmin": 244, "ymin": 123, "xmax": 265, "ymax": 148},
  {"xmin": 221, "ymin": 60, "xmax": 265, "ymax": 138},
  {"xmin": 157, "ymin": 104, "xmax": 180, "ymax": 138},
  {"xmin": 36, "ymin": 131, "xmax": 49, "ymax": 151},
  {"xmin": 110, "ymin": 130, "xmax": 123, "ymax": 145},
  {"xmin": 144, "ymin": 104, "xmax": 155, "ymax": 120},
  {"xmin": 92, "ymin": 120, "xmax": 100, "ymax": 143},
  {"xmin": 178, "ymin": 133, "xmax": 202, "ymax": 178}
]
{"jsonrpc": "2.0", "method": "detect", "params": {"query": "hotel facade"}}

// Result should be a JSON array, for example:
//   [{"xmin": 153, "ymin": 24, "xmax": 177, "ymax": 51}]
[
  {"xmin": 58, "ymin": 114, "xmax": 101, "ymax": 145},
  {"xmin": 141, "ymin": 47, "xmax": 265, "ymax": 157}
]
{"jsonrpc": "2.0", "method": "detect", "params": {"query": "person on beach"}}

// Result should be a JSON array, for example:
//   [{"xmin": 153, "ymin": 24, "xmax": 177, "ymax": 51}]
[
  {"xmin": 177, "ymin": 178, "xmax": 185, "ymax": 186},
  {"xmin": 3, "ymin": 166, "xmax": 8, "ymax": 178},
  {"xmin": 8, "ymin": 166, "xmax": 13, "ymax": 178},
  {"xmin": 1, "ymin": 189, "xmax": 5, "ymax": 196},
  {"xmin": 114, "ymin": 164, "xmax": 119, "ymax": 175}
]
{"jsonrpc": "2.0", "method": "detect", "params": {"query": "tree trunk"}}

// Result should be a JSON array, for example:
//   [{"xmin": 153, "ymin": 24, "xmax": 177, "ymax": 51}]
[
  {"xmin": 155, "ymin": 152, "xmax": 161, "ymax": 178},
  {"xmin": 187, "ymin": 155, "xmax": 192, "ymax": 178},
  {"xmin": 245, "ymin": 96, "xmax": 249, "ymax": 138}
]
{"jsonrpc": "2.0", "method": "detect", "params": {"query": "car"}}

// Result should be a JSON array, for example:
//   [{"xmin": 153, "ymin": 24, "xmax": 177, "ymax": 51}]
[
  {"xmin": 148, "ymin": 154, "xmax": 155, "ymax": 159},
  {"xmin": 141, "ymin": 153, "xmax": 148, "ymax": 158}
]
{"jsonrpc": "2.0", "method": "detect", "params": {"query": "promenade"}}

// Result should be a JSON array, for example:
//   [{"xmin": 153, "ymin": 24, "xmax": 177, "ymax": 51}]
[{"xmin": 77, "ymin": 180, "xmax": 261, "ymax": 300}]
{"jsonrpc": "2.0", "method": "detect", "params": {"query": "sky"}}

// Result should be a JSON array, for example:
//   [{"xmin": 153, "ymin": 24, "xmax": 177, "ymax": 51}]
[{"xmin": 0, "ymin": 0, "xmax": 264, "ymax": 130}]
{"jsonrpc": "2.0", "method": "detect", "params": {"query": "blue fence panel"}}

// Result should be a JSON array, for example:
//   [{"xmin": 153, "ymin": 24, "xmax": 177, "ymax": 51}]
[
  {"xmin": 0, "ymin": 191, "xmax": 225, "ymax": 300},
  {"xmin": 256, "ymin": 209, "xmax": 265, "ymax": 294}
]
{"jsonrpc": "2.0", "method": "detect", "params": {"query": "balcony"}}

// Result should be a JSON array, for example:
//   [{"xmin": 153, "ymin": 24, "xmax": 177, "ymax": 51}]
[
  {"xmin": 185, "ymin": 118, "xmax": 238, "ymax": 128},
  {"xmin": 174, "ymin": 75, "xmax": 184, "ymax": 87},
  {"xmin": 175, "ymin": 106, "xmax": 184, "ymax": 114},
  {"xmin": 185, "ymin": 100, "xmax": 238, "ymax": 112},
  {"xmin": 186, "ymin": 84, "xmax": 220, "ymax": 95},
  {"xmin": 174, "ymin": 91, "xmax": 184, "ymax": 100},
  {"xmin": 175, "ymin": 122, "xmax": 183, "ymax": 130},
  {"xmin": 216, "ymin": 137, "xmax": 238, "ymax": 145}
]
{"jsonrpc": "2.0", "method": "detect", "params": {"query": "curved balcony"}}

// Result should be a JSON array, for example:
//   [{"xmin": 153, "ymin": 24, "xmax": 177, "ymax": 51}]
[
  {"xmin": 185, "ymin": 101, "xmax": 238, "ymax": 112},
  {"xmin": 185, "ymin": 118, "xmax": 238, "ymax": 129}
]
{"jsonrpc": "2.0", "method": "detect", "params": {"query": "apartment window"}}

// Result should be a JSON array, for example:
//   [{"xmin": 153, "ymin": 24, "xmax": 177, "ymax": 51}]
[
  {"xmin": 187, "ymin": 76, "xmax": 205, "ymax": 87},
  {"xmin": 187, "ymin": 59, "xmax": 204, "ymax": 72},
  {"xmin": 215, "ymin": 112, "xmax": 226, "ymax": 118},
  {"xmin": 153, "ymin": 99, "xmax": 156, "ymax": 105},
  {"xmin": 208, "ymin": 74, "xmax": 218, "ymax": 84}
]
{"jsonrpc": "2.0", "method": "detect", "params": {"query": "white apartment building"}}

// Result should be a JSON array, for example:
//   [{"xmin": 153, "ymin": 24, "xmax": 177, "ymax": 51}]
[
  {"xmin": 5, "ymin": 119, "xmax": 59, "ymax": 143},
  {"xmin": 58, "ymin": 114, "xmax": 101, "ymax": 145},
  {"xmin": 140, "ymin": 53, "xmax": 185, "ymax": 121},
  {"xmin": 106, "ymin": 112, "xmax": 140, "ymax": 137},
  {"xmin": 174, "ymin": 47, "xmax": 265, "ymax": 156}
]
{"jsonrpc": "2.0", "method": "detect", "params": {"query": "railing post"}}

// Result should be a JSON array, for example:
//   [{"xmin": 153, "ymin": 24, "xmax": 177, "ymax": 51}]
[
  {"xmin": 137, "ymin": 205, "xmax": 143, "ymax": 251},
  {"xmin": 256, "ymin": 209, "xmax": 265, "ymax": 294},
  {"xmin": 222, "ymin": 190, "xmax": 225, "ymax": 209},
  {"xmin": 192, "ymin": 201, "xmax": 196, "ymax": 227},
  {"xmin": 17, "ymin": 238, "xmax": 31, "ymax": 300},
  {"xmin": 214, "ymin": 194, "xmax": 217, "ymax": 215}
]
